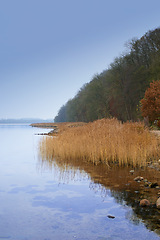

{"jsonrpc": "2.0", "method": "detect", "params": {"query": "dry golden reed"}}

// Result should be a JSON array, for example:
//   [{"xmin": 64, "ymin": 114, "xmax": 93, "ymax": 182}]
[{"xmin": 39, "ymin": 118, "xmax": 160, "ymax": 167}]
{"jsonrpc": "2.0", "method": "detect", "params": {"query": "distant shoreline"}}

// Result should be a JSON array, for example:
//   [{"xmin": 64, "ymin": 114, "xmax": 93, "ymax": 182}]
[
  {"xmin": 0, "ymin": 118, "xmax": 53, "ymax": 124},
  {"xmin": 30, "ymin": 122, "xmax": 87, "ymax": 136},
  {"xmin": 30, "ymin": 122, "xmax": 56, "ymax": 128}
]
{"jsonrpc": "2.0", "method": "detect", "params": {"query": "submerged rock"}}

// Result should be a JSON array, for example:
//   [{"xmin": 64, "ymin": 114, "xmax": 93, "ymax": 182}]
[
  {"xmin": 140, "ymin": 199, "xmax": 150, "ymax": 207},
  {"xmin": 107, "ymin": 215, "xmax": 115, "ymax": 219}
]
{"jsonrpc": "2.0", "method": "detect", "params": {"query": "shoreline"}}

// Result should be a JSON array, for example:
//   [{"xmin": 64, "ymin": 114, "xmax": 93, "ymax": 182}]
[
  {"xmin": 30, "ymin": 122, "xmax": 87, "ymax": 135},
  {"xmin": 30, "ymin": 122, "xmax": 58, "ymax": 128}
]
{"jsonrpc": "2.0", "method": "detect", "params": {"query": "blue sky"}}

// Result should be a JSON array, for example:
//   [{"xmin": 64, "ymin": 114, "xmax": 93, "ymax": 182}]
[{"xmin": 0, "ymin": 0, "xmax": 160, "ymax": 120}]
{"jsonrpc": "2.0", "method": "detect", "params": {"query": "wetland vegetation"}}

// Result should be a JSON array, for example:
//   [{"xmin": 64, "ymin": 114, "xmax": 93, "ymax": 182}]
[{"xmin": 39, "ymin": 118, "xmax": 160, "ymax": 168}]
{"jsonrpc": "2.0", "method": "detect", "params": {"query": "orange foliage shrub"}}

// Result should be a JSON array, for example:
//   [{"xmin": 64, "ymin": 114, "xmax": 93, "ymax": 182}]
[{"xmin": 141, "ymin": 80, "xmax": 160, "ymax": 123}]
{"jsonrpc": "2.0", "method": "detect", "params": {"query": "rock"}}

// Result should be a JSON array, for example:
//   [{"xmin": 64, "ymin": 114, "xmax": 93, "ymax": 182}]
[
  {"xmin": 134, "ymin": 176, "xmax": 144, "ymax": 182},
  {"xmin": 149, "ymin": 182, "xmax": 158, "ymax": 188},
  {"xmin": 144, "ymin": 182, "xmax": 149, "ymax": 187},
  {"xmin": 107, "ymin": 215, "xmax": 115, "ymax": 219},
  {"xmin": 143, "ymin": 179, "xmax": 148, "ymax": 182},
  {"xmin": 153, "ymin": 163, "xmax": 160, "ymax": 170},
  {"xmin": 153, "ymin": 163, "xmax": 159, "ymax": 167},
  {"xmin": 148, "ymin": 164, "xmax": 154, "ymax": 169},
  {"xmin": 148, "ymin": 163, "xmax": 160, "ymax": 170},
  {"xmin": 156, "ymin": 198, "xmax": 160, "ymax": 209},
  {"xmin": 147, "ymin": 161, "xmax": 152, "ymax": 165},
  {"xmin": 140, "ymin": 199, "xmax": 150, "ymax": 207}
]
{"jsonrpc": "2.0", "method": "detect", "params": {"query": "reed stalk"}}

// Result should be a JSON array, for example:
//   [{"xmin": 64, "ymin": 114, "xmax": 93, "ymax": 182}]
[{"xmin": 39, "ymin": 118, "xmax": 160, "ymax": 167}]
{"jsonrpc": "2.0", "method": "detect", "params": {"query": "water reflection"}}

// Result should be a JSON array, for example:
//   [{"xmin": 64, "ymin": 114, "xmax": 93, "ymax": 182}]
[
  {"xmin": 39, "ymin": 138, "xmax": 160, "ymax": 235},
  {"xmin": 1, "ymin": 124, "xmax": 160, "ymax": 239}
]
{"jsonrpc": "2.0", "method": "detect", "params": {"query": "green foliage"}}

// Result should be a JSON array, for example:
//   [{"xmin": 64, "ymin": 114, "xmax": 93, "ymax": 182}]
[
  {"xmin": 54, "ymin": 27, "xmax": 160, "ymax": 123},
  {"xmin": 54, "ymin": 105, "xmax": 67, "ymax": 122}
]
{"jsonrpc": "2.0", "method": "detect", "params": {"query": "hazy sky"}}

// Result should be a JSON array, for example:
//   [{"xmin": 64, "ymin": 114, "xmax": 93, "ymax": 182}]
[{"xmin": 0, "ymin": 0, "xmax": 160, "ymax": 119}]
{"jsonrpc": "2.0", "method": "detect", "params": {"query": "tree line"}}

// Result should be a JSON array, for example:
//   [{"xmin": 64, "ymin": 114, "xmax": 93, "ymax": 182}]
[{"xmin": 54, "ymin": 27, "xmax": 160, "ymax": 123}]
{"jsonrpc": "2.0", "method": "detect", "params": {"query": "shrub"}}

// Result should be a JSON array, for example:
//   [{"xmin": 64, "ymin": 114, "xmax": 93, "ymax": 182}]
[{"xmin": 141, "ymin": 80, "xmax": 160, "ymax": 123}]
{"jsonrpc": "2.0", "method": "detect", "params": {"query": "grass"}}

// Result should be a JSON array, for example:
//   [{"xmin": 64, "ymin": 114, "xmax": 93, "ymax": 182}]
[{"xmin": 39, "ymin": 118, "xmax": 160, "ymax": 167}]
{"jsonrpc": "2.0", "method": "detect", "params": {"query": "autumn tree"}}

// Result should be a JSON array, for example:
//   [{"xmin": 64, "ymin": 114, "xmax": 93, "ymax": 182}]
[{"xmin": 141, "ymin": 80, "xmax": 160, "ymax": 123}]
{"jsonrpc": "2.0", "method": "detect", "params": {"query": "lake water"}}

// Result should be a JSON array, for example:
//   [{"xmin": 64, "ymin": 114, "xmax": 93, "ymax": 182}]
[{"xmin": 0, "ymin": 124, "xmax": 160, "ymax": 240}]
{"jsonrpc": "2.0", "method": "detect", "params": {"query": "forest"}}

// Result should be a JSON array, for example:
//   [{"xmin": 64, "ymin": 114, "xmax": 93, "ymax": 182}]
[{"xmin": 54, "ymin": 27, "xmax": 160, "ymax": 123}]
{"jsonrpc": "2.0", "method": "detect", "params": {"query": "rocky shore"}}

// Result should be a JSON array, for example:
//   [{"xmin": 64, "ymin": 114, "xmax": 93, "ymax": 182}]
[{"xmin": 131, "ymin": 169, "xmax": 160, "ymax": 208}]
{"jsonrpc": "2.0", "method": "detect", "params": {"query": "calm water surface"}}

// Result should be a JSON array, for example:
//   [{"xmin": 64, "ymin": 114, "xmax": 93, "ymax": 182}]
[{"xmin": 0, "ymin": 124, "xmax": 160, "ymax": 240}]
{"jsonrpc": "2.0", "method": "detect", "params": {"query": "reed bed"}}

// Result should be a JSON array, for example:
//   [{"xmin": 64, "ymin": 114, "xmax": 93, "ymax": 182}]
[{"xmin": 39, "ymin": 118, "xmax": 160, "ymax": 167}]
